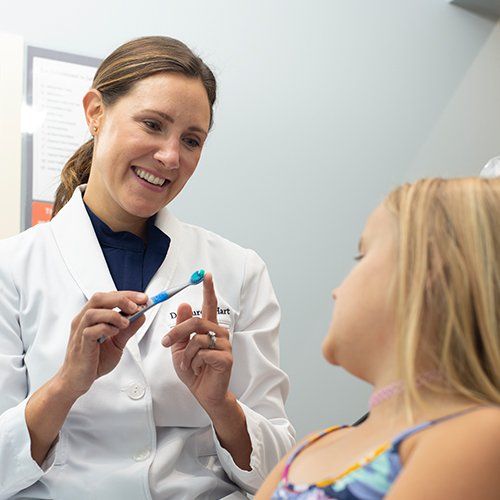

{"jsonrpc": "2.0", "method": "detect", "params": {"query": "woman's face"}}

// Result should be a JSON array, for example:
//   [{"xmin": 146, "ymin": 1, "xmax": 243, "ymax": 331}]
[
  {"xmin": 322, "ymin": 203, "xmax": 399, "ymax": 382},
  {"xmin": 84, "ymin": 72, "xmax": 211, "ymax": 224}
]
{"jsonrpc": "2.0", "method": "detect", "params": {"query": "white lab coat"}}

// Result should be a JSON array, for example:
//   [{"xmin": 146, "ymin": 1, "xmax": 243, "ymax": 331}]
[{"xmin": 0, "ymin": 186, "xmax": 295, "ymax": 500}]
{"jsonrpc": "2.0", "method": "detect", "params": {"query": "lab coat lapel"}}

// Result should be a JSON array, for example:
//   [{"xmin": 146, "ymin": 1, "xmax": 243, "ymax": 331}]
[
  {"xmin": 48, "ymin": 186, "xmax": 152, "ymax": 364},
  {"xmin": 50, "ymin": 186, "xmax": 183, "ymax": 354},
  {"xmin": 50, "ymin": 185, "xmax": 116, "ymax": 298},
  {"xmin": 133, "ymin": 207, "xmax": 183, "ymax": 344}
]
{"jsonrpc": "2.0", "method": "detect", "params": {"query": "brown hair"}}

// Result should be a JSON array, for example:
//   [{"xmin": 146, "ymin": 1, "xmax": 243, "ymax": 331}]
[
  {"xmin": 385, "ymin": 177, "xmax": 500, "ymax": 417},
  {"xmin": 52, "ymin": 36, "xmax": 217, "ymax": 216}
]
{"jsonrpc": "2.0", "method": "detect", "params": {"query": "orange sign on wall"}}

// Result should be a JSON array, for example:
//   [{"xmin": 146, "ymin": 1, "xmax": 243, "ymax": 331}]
[{"xmin": 31, "ymin": 201, "xmax": 53, "ymax": 225}]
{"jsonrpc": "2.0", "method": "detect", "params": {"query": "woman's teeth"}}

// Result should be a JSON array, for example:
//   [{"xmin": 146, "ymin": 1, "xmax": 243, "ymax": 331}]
[{"xmin": 133, "ymin": 167, "xmax": 166, "ymax": 186}]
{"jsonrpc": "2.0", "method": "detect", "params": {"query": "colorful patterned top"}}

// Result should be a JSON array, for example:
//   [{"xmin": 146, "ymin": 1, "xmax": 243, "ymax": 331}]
[{"xmin": 271, "ymin": 407, "xmax": 481, "ymax": 499}]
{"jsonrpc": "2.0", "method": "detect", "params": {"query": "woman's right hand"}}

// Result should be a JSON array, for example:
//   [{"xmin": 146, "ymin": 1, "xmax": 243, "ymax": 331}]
[{"xmin": 56, "ymin": 291, "xmax": 147, "ymax": 399}]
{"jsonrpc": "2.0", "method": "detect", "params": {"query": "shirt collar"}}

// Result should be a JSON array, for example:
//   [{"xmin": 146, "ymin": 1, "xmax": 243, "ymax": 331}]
[{"xmin": 84, "ymin": 203, "xmax": 159, "ymax": 252}]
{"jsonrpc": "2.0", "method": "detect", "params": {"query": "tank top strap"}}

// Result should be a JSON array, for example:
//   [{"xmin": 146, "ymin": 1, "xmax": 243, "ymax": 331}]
[
  {"xmin": 392, "ymin": 405, "xmax": 488, "ymax": 449},
  {"xmin": 281, "ymin": 425, "xmax": 348, "ymax": 483}
]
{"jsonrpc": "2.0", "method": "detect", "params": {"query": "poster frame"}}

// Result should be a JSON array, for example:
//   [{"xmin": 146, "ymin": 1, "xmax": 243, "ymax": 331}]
[{"xmin": 22, "ymin": 46, "xmax": 100, "ymax": 229}]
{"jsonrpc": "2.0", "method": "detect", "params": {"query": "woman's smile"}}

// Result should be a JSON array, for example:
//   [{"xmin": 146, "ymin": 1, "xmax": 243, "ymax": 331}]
[{"xmin": 131, "ymin": 166, "xmax": 172, "ymax": 192}]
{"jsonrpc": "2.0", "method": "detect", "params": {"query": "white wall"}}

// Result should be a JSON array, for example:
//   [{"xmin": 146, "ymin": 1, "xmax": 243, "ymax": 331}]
[
  {"xmin": 0, "ymin": 1, "xmax": 499, "ymax": 438},
  {"xmin": 409, "ymin": 20, "xmax": 500, "ymax": 177},
  {"xmin": 0, "ymin": 33, "xmax": 23, "ymax": 238}
]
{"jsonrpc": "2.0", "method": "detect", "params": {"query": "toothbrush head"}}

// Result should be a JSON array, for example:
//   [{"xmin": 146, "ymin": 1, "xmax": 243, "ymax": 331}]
[{"xmin": 190, "ymin": 269, "xmax": 206, "ymax": 285}]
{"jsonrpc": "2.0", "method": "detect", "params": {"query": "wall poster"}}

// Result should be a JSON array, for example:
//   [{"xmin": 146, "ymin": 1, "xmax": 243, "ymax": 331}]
[{"xmin": 23, "ymin": 47, "xmax": 100, "ymax": 228}]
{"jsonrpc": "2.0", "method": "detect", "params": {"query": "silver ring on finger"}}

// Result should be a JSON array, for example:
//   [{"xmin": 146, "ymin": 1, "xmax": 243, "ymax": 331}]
[{"xmin": 207, "ymin": 331, "xmax": 217, "ymax": 349}]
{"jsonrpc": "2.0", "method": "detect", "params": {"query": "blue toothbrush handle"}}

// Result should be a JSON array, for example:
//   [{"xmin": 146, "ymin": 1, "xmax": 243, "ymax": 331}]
[
  {"xmin": 97, "ymin": 292, "xmax": 169, "ymax": 343},
  {"xmin": 127, "ymin": 291, "xmax": 169, "ymax": 322},
  {"xmin": 96, "ymin": 271, "xmax": 203, "ymax": 344},
  {"xmin": 96, "ymin": 290, "xmax": 179, "ymax": 344}
]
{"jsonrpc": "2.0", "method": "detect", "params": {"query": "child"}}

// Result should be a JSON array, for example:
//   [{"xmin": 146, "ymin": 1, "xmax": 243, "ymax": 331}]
[{"xmin": 256, "ymin": 177, "xmax": 500, "ymax": 499}]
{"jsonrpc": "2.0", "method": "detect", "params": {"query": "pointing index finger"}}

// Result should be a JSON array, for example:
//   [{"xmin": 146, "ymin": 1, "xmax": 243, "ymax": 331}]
[{"xmin": 202, "ymin": 273, "xmax": 218, "ymax": 323}]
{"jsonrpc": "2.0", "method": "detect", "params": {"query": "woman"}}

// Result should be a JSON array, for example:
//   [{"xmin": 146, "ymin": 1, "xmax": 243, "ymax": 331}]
[
  {"xmin": 0, "ymin": 36, "xmax": 295, "ymax": 499},
  {"xmin": 256, "ymin": 177, "xmax": 500, "ymax": 499}
]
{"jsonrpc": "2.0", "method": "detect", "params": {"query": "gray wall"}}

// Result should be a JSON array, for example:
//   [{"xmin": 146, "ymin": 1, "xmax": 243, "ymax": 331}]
[{"xmin": 1, "ymin": 1, "xmax": 499, "ymax": 438}]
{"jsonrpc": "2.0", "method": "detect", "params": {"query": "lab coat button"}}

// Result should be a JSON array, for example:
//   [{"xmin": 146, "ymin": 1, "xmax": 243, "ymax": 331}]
[
  {"xmin": 127, "ymin": 383, "xmax": 145, "ymax": 400},
  {"xmin": 133, "ymin": 449, "xmax": 150, "ymax": 461}
]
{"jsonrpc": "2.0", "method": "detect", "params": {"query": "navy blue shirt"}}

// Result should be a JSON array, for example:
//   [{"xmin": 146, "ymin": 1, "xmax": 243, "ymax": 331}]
[{"xmin": 85, "ymin": 204, "xmax": 170, "ymax": 292}]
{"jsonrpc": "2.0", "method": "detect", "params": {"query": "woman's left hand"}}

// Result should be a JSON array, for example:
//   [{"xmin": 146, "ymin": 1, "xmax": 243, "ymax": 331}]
[{"xmin": 161, "ymin": 273, "xmax": 232, "ymax": 410}]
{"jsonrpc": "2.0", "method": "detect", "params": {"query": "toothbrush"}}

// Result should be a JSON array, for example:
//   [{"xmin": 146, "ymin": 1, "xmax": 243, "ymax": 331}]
[{"xmin": 97, "ymin": 269, "xmax": 206, "ymax": 344}]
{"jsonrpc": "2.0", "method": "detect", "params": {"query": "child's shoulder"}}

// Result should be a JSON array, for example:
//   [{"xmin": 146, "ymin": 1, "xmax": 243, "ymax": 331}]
[
  {"xmin": 432, "ymin": 405, "xmax": 499, "ymax": 437},
  {"xmin": 390, "ymin": 406, "xmax": 500, "ymax": 498},
  {"xmin": 406, "ymin": 405, "xmax": 500, "ymax": 458}
]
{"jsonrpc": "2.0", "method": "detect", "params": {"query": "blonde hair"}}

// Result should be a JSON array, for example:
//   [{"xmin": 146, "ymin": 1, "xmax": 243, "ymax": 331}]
[
  {"xmin": 385, "ymin": 177, "xmax": 500, "ymax": 412},
  {"xmin": 52, "ymin": 36, "xmax": 216, "ymax": 216}
]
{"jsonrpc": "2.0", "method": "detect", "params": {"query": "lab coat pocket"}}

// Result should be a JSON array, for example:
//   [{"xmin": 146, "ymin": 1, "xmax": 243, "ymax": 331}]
[
  {"xmin": 42, "ymin": 429, "xmax": 68, "ymax": 468},
  {"xmin": 40, "ymin": 429, "xmax": 68, "ymax": 485},
  {"xmin": 196, "ymin": 426, "xmax": 218, "ymax": 470}
]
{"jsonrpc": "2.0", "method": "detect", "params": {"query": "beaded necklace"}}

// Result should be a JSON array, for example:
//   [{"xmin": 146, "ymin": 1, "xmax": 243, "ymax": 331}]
[{"xmin": 368, "ymin": 371, "xmax": 441, "ymax": 410}]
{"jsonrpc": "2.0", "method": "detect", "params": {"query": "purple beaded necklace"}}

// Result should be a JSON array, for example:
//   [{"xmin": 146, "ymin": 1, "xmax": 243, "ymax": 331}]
[{"xmin": 369, "ymin": 371, "xmax": 441, "ymax": 410}]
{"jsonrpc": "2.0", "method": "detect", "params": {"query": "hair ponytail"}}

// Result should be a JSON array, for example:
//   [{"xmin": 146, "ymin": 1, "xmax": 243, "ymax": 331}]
[{"xmin": 52, "ymin": 138, "xmax": 93, "ymax": 217}]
